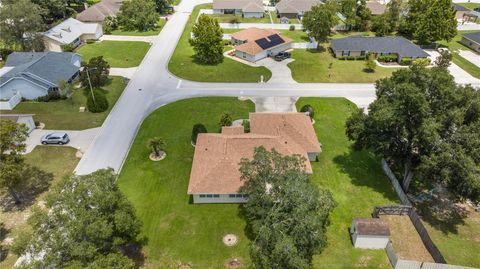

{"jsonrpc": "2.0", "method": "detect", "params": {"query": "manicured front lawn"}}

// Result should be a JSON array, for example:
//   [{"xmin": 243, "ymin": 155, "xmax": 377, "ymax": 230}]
[
  {"xmin": 458, "ymin": 2, "xmax": 480, "ymax": 10},
  {"xmin": 0, "ymin": 146, "xmax": 79, "ymax": 269},
  {"xmin": 0, "ymin": 76, "xmax": 126, "ymax": 130},
  {"xmin": 118, "ymin": 97, "xmax": 398, "ymax": 268},
  {"xmin": 209, "ymin": 13, "xmax": 271, "ymax": 23},
  {"xmin": 289, "ymin": 49, "xmax": 399, "ymax": 83},
  {"xmin": 438, "ymin": 30, "xmax": 480, "ymax": 79},
  {"xmin": 76, "ymin": 41, "xmax": 151, "ymax": 67},
  {"xmin": 110, "ymin": 19, "xmax": 166, "ymax": 36},
  {"xmin": 168, "ymin": 4, "xmax": 272, "ymax": 82}
]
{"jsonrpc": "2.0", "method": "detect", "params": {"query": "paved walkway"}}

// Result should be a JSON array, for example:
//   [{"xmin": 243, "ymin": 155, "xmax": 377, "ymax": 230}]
[
  {"xmin": 25, "ymin": 128, "xmax": 100, "ymax": 154},
  {"xmin": 100, "ymin": 35, "xmax": 156, "ymax": 43},
  {"xmin": 110, "ymin": 67, "xmax": 138, "ymax": 79},
  {"xmin": 458, "ymin": 50, "xmax": 480, "ymax": 68}
]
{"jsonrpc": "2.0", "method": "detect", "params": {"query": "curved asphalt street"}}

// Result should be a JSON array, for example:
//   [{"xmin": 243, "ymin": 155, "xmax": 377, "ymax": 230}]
[{"xmin": 73, "ymin": 0, "xmax": 417, "ymax": 174}]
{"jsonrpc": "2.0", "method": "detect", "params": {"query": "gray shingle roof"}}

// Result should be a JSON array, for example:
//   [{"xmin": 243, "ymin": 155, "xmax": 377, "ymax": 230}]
[
  {"xmin": 330, "ymin": 36, "xmax": 430, "ymax": 58},
  {"xmin": 452, "ymin": 3, "xmax": 470, "ymax": 12},
  {"xmin": 462, "ymin": 31, "xmax": 480, "ymax": 44},
  {"xmin": 0, "ymin": 52, "xmax": 80, "ymax": 87}
]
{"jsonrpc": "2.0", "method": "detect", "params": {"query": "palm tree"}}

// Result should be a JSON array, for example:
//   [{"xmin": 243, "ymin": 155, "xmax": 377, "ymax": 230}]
[{"xmin": 148, "ymin": 137, "xmax": 166, "ymax": 157}]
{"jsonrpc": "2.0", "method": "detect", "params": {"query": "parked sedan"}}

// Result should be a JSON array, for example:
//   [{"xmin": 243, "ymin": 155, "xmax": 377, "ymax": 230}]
[
  {"xmin": 274, "ymin": 52, "xmax": 291, "ymax": 61},
  {"xmin": 41, "ymin": 132, "xmax": 70, "ymax": 145}
]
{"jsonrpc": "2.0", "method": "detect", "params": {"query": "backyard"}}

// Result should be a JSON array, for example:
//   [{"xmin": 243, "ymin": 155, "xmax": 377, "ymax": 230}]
[
  {"xmin": 0, "ymin": 146, "xmax": 79, "ymax": 268},
  {"xmin": 0, "ymin": 76, "xmax": 126, "ymax": 130},
  {"xmin": 288, "ymin": 49, "xmax": 399, "ymax": 83},
  {"xmin": 118, "ymin": 97, "xmax": 399, "ymax": 268},
  {"xmin": 76, "ymin": 41, "xmax": 151, "ymax": 68},
  {"xmin": 110, "ymin": 19, "xmax": 166, "ymax": 36},
  {"xmin": 168, "ymin": 4, "xmax": 272, "ymax": 82}
]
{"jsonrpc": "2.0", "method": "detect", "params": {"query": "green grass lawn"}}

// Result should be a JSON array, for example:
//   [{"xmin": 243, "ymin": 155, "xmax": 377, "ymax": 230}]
[
  {"xmin": 458, "ymin": 2, "xmax": 480, "ymax": 10},
  {"xmin": 110, "ymin": 19, "xmax": 166, "ymax": 36},
  {"xmin": 438, "ymin": 30, "xmax": 480, "ymax": 79},
  {"xmin": 0, "ymin": 77, "xmax": 126, "ymax": 130},
  {"xmin": 209, "ymin": 13, "xmax": 271, "ymax": 23},
  {"xmin": 118, "ymin": 97, "xmax": 399, "ymax": 268},
  {"xmin": 0, "ymin": 146, "xmax": 79, "ymax": 269},
  {"xmin": 76, "ymin": 41, "xmax": 151, "ymax": 68},
  {"xmin": 168, "ymin": 4, "xmax": 272, "ymax": 82},
  {"xmin": 288, "ymin": 49, "xmax": 399, "ymax": 83}
]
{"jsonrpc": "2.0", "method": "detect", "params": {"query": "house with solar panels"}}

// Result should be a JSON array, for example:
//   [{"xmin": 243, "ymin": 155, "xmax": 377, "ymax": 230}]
[{"xmin": 230, "ymin": 28, "xmax": 293, "ymax": 62}]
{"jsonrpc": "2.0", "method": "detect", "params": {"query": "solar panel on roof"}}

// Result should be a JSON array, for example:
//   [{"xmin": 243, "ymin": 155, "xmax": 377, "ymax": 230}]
[
  {"xmin": 255, "ymin": 38, "xmax": 271, "ymax": 50},
  {"xmin": 268, "ymin": 34, "xmax": 284, "ymax": 47},
  {"xmin": 255, "ymin": 34, "xmax": 285, "ymax": 50}
]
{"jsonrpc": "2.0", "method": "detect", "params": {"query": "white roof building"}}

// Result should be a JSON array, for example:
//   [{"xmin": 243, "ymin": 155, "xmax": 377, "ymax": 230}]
[{"xmin": 43, "ymin": 18, "xmax": 103, "ymax": 52}]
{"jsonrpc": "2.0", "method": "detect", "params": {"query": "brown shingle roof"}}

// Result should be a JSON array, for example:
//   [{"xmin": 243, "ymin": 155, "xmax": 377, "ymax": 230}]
[
  {"xmin": 232, "ymin": 28, "xmax": 292, "ymax": 55},
  {"xmin": 250, "ymin": 112, "xmax": 321, "ymax": 154},
  {"xmin": 213, "ymin": 0, "xmax": 264, "ymax": 13},
  {"xmin": 275, "ymin": 0, "xmax": 321, "ymax": 14},
  {"xmin": 366, "ymin": 1, "xmax": 386, "ymax": 15},
  {"xmin": 188, "ymin": 112, "xmax": 319, "ymax": 194},
  {"xmin": 355, "ymin": 218, "xmax": 390, "ymax": 236},
  {"xmin": 76, "ymin": 0, "xmax": 124, "ymax": 22}
]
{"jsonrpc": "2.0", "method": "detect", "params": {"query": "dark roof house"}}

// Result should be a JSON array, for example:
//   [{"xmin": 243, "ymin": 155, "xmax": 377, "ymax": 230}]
[
  {"xmin": 460, "ymin": 31, "xmax": 480, "ymax": 52},
  {"xmin": 331, "ymin": 36, "xmax": 429, "ymax": 60},
  {"xmin": 0, "ymin": 52, "xmax": 81, "ymax": 100}
]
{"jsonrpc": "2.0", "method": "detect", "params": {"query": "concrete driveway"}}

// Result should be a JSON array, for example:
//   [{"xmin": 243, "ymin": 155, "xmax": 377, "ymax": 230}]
[
  {"xmin": 110, "ymin": 67, "xmax": 138, "ymax": 79},
  {"xmin": 257, "ymin": 57, "xmax": 296, "ymax": 83},
  {"xmin": 458, "ymin": 50, "xmax": 480, "ymax": 68},
  {"xmin": 25, "ymin": 128, "xmax": 100, "ymax": 154},
  {"xmin": 251, "ymin": 97, "xmax": 298, "ymax": 112},
  {"xmin": 425, "ymin": 50, "xmax": 480, "ymax": 86}
]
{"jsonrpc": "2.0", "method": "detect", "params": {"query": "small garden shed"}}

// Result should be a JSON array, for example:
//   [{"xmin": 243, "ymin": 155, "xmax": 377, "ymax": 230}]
[{"xmin": 350, "ymin": 218, "xmax": 390, "ymax": 249}]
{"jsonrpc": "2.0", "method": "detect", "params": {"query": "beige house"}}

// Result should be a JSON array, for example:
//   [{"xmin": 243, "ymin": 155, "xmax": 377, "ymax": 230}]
[
  {"xmin": 43, "ymin": 18, "xmax": 103, "ymax": 52},
  {"xmin": 460, "ymin": 32, "xmax": 480, "ymax": 53},
  {"xmin": 213, "ymin": 0, "xmax": 264, "ymax": 18},
  {"xmin": 188, "ymin": 112, "xmax": 321, "ymax": 204},
  {"xmin": 231, "ymin": 28, "xmax": 292, "ymax": 62},
  {"xmin": 77, "ymin": 0, "xmax": 124, "ymax": 23},
  {"xmin": 275, "ymin": 0, "xmax": 321, "ymax": 19}
]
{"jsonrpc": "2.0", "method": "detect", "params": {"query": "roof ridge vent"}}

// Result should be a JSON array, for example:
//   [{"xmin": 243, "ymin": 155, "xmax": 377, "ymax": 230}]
[{"xmin": 61, "ymin": 26, "xmax": 71, "ymax": 32}]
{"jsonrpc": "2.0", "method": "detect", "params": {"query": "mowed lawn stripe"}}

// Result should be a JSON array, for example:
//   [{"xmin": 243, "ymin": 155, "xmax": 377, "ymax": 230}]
[{"xmin": 76, "ymin": 41, "xmax": 151, "ymax": 68}]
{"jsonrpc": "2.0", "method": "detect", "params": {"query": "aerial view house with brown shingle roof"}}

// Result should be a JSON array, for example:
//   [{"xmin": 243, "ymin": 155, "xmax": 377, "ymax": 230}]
[
  {"xmin": 77, "ymin": 0, "xmax": 124, "ymax": 23},
  {"xmin": 231, "ymin": 28, "xmax": 292, "ymax": 62},
  {"xmin": 275, "ymin": 0, "xmax": 321, "ymax": 19},
  {"xmin": 187, "ymin": 112, "xmax": 321, "ymax": 204},
  {"xmin": 213, "ymin": 0, "xmax": 265, "ymax": 18},
  {"xmin": 366, "ymin": 1, "xmax": 386, "ymax": 16}
]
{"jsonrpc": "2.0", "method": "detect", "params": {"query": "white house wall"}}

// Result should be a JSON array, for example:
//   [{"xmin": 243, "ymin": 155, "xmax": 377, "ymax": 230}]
[
  {"xmin": 17, "ymin": 116, "xmax": 36, "ymax": 133},
  {"xmin": 43, "ymin": 37, "xmax": 63, "ymax": 52},
  {"xmin": 353, "ymin": 235, "xmax": 389, "ymax": 249},
  {"xmin": 193, "ymin": 194, "xmax": 248, "ymax": 204},
  {"xmin": 0, "ymin": 79, "xmax": 47, "ymax": 100},
  {"xmin": 244, "ymin": 12, "xmax": 264, "ymax": 18}
]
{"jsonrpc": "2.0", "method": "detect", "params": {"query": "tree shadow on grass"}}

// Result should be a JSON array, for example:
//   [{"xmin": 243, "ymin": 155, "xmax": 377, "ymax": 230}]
[
  {"xmin": 415, "ymin": 198, "xmax": 467, "ymax": 235},
  {"xmin": 332, "ymin": 147, "xmax": 399, "ymax": 202}
]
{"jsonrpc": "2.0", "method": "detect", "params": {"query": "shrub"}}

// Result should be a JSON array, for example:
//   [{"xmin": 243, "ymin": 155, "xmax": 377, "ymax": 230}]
[
  {"xmin": 242, "ymin": 119, "xmax": 250, "ymax": 133},
  {"xmin": 355, "ymin": 56, "xmax": 366, "ymax": 60},
  {"xmin": 85, "ymin": 39, "xmax": 96, "ymax": 44},
  {"xmin": 300, "ymin": 105, "xmax": 314, "ymax": 120},
  {"xmin": 337, "ymin": 56, "xmax": 347, "ymax": 60},
  {"xmin": 11, "ymin": 231, "xmax": 32, "ymax": 256},
  {"xmin": 400, "ymin": 57, "xmax": 413, "ymax": 66},
  {"xmin": 61, "ymin": 44, "xmax": 75, "ymax": 52},
  {"xmin": 191, "ymin": 124, "xmax": 207, "ymax": 145},
  {"xmin": 413, "ymin": 58, "xmax": 431, "ymax": 67},
  {"xmin": 289, "ymin": 25, "xmax": 295, "ymax": 31},
  {"xmin": 364, "ymin": 57, "xmax": 376, "ymax": 73},
  {"xmin": 36, "ymin": 90, "xmax": 66, "ymax": 102},
  {"xmin": 346, "ymin": 56, "xmax": 356, "ymax": 60},
  {"xmin": 86, "ymin": 89, "xmax": 109, "ymax": 113},
  {"xmin": 378, "ymin": 55, "xmax": 398, "ymax": 62},
  {"xmin": 0, "ymin": 48, "xmax": 13, "ymax": 60},
  {"xmin": 219, "ymin": 113, "xmax": 233, "ymax": 127}
]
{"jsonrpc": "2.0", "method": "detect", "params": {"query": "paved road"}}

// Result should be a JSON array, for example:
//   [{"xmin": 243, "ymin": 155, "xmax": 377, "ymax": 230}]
[
  {"xmin": 74, "ymin": 0, "xmax": 478, "ymax": 175},
  {"xmin": 458, "ymin": 50, "xmax": 480, "ymax": 68}
]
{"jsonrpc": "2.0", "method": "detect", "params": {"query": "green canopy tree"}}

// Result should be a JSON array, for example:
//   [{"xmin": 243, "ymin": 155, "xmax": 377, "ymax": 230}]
[
  {"xmin": 32, "ymin": 0, "xmax": 67, "ymax": 24},
  {"xmin": 371, "ymin": 14, "xmax": 392, "ymax": 36},
  {"xmin": 240, "ymin": 147, "xmax": 335, "ymax": 268},
  {"xmin": 345, "ymin": 66, "xmax": 480, "ymax": 202},
  {"xmin": 414, "ymin": 0, "xmax": 457, "ymax": 44},
  {"xmin": 191, "ymin": 124, "xmax": 207, "ymax": 145},
  {"xmin": 0, "ymin": 0, "xmax": 46, "ymax": 51},
  {"xmin": 118, "ymin": 0, "xmax": 160, "ymax": 31},
  {"xmin": 385, "ymin": 0, "xmax": 403, "ymax": 31},
  {"xmin": 355, "ymin": 0, "xmax": 372, "ymax": 31},
  {"xmin": 148, "ymin": 137, "xmax": 166, "ymax": 157},
  {"xmin": 15, "ymin": 169, "xmax": 142, "ymax": 268},
  {"xmin": 189, "ymin": 14, "xmax": 224, "ymax": 64},
  {"xmin": 303, "ymin": 1, "xmax": 339, "ymax": 44},
  {"xmin": 80, "ymin": 56, "xmax": 110, "ymax": 88}
]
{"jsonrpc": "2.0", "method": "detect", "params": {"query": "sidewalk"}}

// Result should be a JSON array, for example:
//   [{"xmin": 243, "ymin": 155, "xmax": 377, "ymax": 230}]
[{"xmin": 100, "ymin": 35, "xmax": 156, "ymax": 43}]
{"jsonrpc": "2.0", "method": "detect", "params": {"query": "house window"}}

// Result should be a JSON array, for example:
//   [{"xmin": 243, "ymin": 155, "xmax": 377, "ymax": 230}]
[
  {"xmin": 200, "ymin": 194, "xmax": 206, "ymax": 198},
  {"xmin": 243, "ymin": 194, "xmax": 249, "ymax": 198},
  {"xmin": 242, "ymin": 52, "xmax": 246, "ymax": 59},
  {"xmin": 213, "ymin": 194, "xmax": 220, "ymax": 198},
  {"xmin": 342, "ymin": 51, "xmax": 350, "ymax": 56},
  {"xmin": 360, "ymin": 51, "xmax": 366, "ymax": 56},
  {"xmin": 229, "ymin": 194, "xmax": 236, "ymax": 198},
  {"xmin": 206, "ymin": 194, "xmax": 213, "ymax": 198},
  {"xmin": 235, "ymin": 194, "xmax": 243, "ymax": 198}
]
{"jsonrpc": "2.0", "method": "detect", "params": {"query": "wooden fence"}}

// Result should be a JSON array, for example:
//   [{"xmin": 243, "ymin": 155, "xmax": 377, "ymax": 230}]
[{"xmin": 380, "ymin": 160, "xmax": 447, "ymax": 264}]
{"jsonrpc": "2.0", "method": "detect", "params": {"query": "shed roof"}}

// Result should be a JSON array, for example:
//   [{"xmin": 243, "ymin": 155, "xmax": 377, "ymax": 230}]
[
  {"xmin": 330, "ymin": 36, "xmax": 429, "ymax": 58},
  {"xmin": 43, "ymin": 18, "xmax": 100, "ymax": 45},
  {"xmin": 462, "ymin": 31, "xmax": 480, "ymax": 44},
  {"xmin": 77, "ymin": 0, "xmax": 124, "ymax": 22},
  {"xmin": 354, "ymin": 218, "xmax": 390, "ymax": 236},
  {"xmin": 275, "ymin": 0, "xmax": 320, "ymax": 14}
]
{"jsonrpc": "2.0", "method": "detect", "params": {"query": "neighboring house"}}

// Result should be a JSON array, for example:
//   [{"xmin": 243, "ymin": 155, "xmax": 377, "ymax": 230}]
[
  {"xmin": 0, "ymin": 52, "xmax": 81, "ymax": 101},
  {"xmin": 350, "ymin": 218, "xmax": 390, "ymax": 249},
  {"xmin": 453, "ymin": 3, "xmax": 470, "ymax": 20},
  {"xmin": 43, "ymin": 18, "xmax": 103, "ymax": 52},
  {"xmin": 77, "ymin": 0, "xmax": 124, "ymax": 23},
  {"xmin": 188, "ymin": 112, "xmax": 321, "ymax": 204},
  {"xmin": 231, "ymin": 28, "xmax": 292, "ymax": 62},
  {"xmin": 330, "ymin": 36, "xmax": 429, "ymax": 62},
  {"xmin": 460, "ymin": 31, "xmax": 480, "ymax": 52},
  {"xmin": 366, "ymin": 1, "xmax": 386, "ymax": 16},
  {"xmin": 0, "ymin": 114, "xmax": 36, "ymax": 133},
  {"xmin": 275, "ymin": 0, "xmax": 321, "ymax": 19},
  {"xmin": 213, "ymin": 0, "xmax": 264, "ymax": 18}
]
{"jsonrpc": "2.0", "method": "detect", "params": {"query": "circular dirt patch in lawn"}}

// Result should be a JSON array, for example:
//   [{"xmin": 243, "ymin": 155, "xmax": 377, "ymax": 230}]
[
  {"xmin": 225, "ymin": 258, "xmax": 242, "ymax": 268},
  {"xmin": 223, "ymin": 234, "xmax": 238, "ymax": 246},
  {"xmin": 149, "ymin": 151, "xmax": 166, "ymax": 161}
]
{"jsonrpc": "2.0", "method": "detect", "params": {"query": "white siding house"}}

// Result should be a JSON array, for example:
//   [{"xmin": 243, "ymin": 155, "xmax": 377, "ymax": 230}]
[
  {"xmin": 43, "ymin": 18, "xmax": 103, "ymax": 52},
  {"xmin": 351, "ymin": 218, "xmax": 390, "ymax": 249}
]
